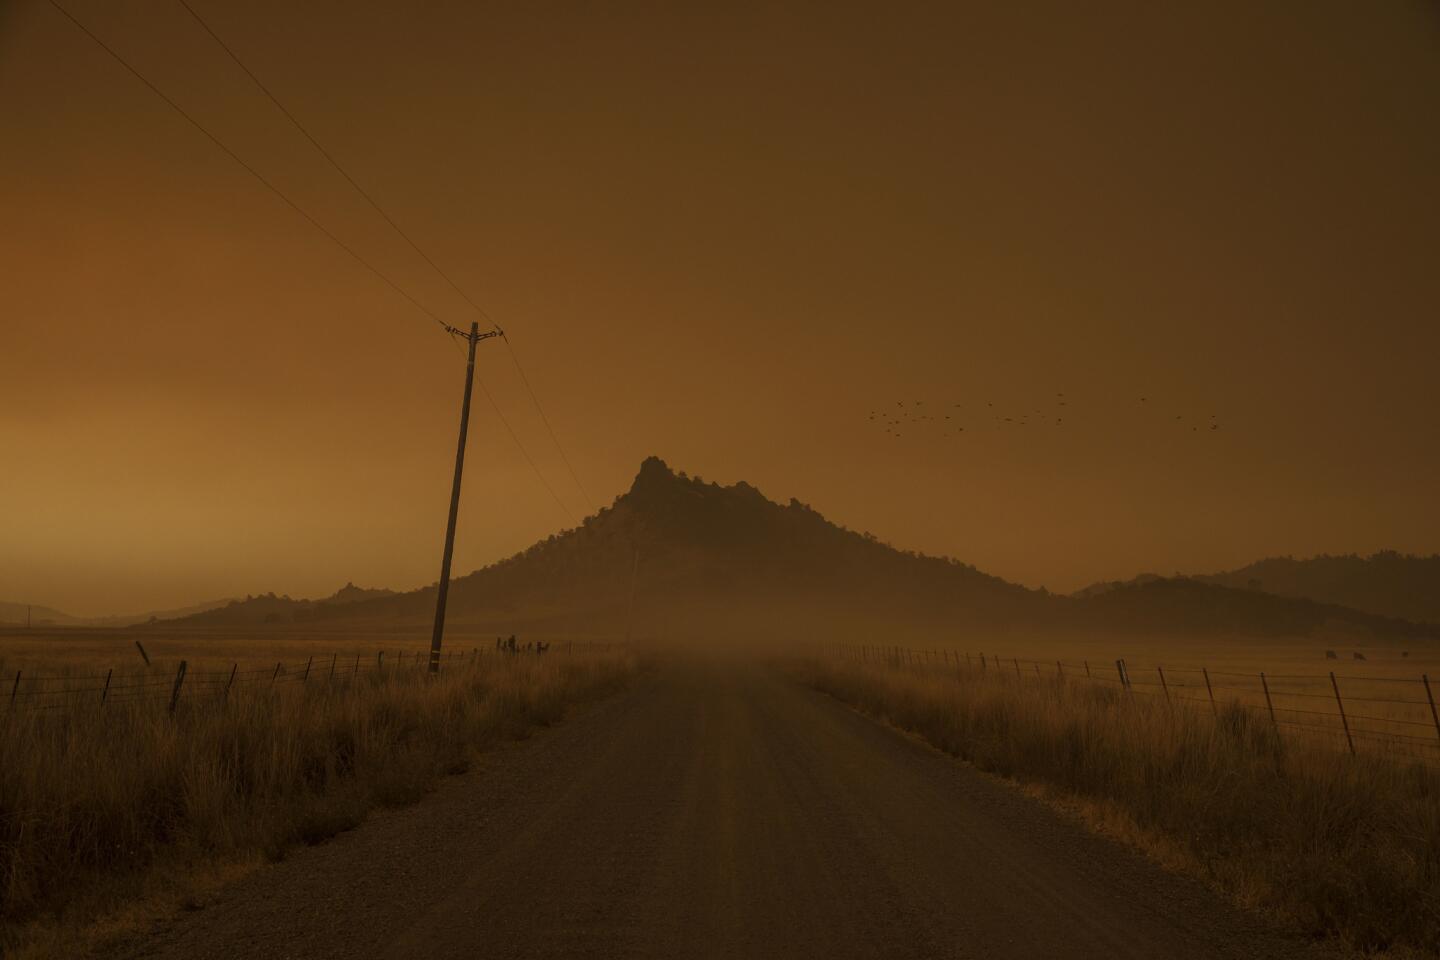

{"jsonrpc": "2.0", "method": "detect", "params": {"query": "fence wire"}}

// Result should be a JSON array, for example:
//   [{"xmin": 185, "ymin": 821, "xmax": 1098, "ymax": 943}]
[{"xmin": 810, "ymin": 643, "xmax": 1440, "ymax": 767}]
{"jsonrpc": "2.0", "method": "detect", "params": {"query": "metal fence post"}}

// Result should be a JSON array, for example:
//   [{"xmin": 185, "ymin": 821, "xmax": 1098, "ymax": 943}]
[
  {"xmin": 1423, "ymin": 675, "xmax": 1440, "ymax": 748},
  {"xmin": 9, "ymin": 670, "xmax": 19, "ymax": 709},
  {"xmin": 1202, "ymin": 667, "xmax": 1217, "ymax": 717},
  {"xmin": 169, "ymin": 660, "xmax": 188, "ymax": 714},
  {"xmin": 1158, "ymin": 667, "xmax": 1170, "ymax": 702},
  {"xmin": 1330, "ymin": 672, "xmax": 1355, "ymax": 756},
  {"xmin": 224, "ymin": 663, "xmax": 237, "ymax": 701},
  {"xmin": 1260, "ymin": 672, "xmax": 1276, "ymax": 730},
  {"xmin": 102, "ymin": 668, "xmax": 112, "ymax": 704},
  {"xmin": 303, "ymin": 656, "xmax": 313, "ymax": 682}
]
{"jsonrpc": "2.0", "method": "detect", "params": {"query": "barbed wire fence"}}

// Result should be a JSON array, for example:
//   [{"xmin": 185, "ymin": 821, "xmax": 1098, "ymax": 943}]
[
  {"xmin": 1, "ymin": 638, "xmax": 625, "ymax": 716},
  {"xmin": 806, "ymin": 642, "xmax": 1440, "ymax": 768}
]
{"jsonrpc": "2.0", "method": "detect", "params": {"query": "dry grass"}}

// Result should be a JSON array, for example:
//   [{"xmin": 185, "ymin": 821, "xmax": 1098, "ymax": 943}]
[
  {"xmin": 0, "ymin": 639, "xmax": 636, "ymax": 957},
  {"xmin": 796, "ymin": 652, "xmax": 1440, "ymax": 957},
  {"xmin": 880, "ymin": 636, "xmax": 1440, "ymax": 766}
]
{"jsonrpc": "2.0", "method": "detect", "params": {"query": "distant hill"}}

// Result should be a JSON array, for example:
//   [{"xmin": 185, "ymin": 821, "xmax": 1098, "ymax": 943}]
[
  {"xmin": 326, "ymin": 582, "xmax": 398, "ymax": 605},
  {"xmin": 0, "ymin": 598, "xmax": 235, "ymax": 628},
  {"xmin": 1190, "ymin": 553, "xmax": 1440, "ymax": 624},
  {"xmin": 170, "ymin": 583, "xmax": 398, "ymax": 627},
  {"xmin": 0, "ymin": 601, "xmax": 78, "ymax": 627},
  {"xmin": 1071, "ymin": 573, "xmax": 1163, "ymax": 600},
  {"xmin": 1065, "ymin": 576, "xmax": 1431, "ymax": 640},
  {"xmin": 158, "ymin": 457, "xmax": 1437, "ymax": 644}
]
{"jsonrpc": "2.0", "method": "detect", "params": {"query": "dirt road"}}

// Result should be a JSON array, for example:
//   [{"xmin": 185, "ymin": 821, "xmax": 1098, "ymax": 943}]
[{"xmin": 118, "ymin": 659, "xmax": 1331, "ymax": 959}]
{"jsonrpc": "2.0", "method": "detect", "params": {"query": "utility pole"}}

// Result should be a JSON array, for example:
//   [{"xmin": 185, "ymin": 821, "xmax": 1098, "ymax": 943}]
[{"xmin": 430, "ymin": 321, "xmax": 502, "ymax": 673}]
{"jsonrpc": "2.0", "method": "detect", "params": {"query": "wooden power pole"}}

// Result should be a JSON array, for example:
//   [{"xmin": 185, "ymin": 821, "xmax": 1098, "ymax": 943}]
[{"xmin": 430, "ymin": 321, "xmax": 501, "ymax": 673}]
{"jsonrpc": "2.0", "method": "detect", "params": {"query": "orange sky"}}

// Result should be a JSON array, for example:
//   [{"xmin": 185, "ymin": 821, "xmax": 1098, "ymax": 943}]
[{"xmin": 2, "ymin": 0, "xmax": 1438, "ymax": 616}]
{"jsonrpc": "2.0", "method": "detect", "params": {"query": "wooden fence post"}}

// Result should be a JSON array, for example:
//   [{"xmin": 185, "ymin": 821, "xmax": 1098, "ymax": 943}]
[
  {"xmin": 1422, "ymin": 675, "xmax": 1440, "ymax": 748},
  {"xmin": 1115, "ymin": 659, "xmax": 1126, "ymax": 688},
  {"xmin": 303, "ymin": 656, "xmax": 313, "ymax": 682},
  {"xmin": 1330, "ymin": 672, "xmax": 1355, "ymax": 756},
  {"xmin": 224, "ymin": 663, "xmax": 237, "ymax": 700},
  {"xmin": 134, "ymin": 640, "xmax": 151, "ymax": 666},
  {"xmin": 378, "ymin": 651, "xmax": 385, "ymax": 669},
  {"xmin": 329, "ymin": 653, "xmax": 337, "ymax": 681},
  {"xmin": 271, "ymin": 662, "xmax": 282, "ymax": 683},
  {"xmin": 1158, "ymin": 667, "xmax": 1170, "ymax": 702},
  {"xmin": 1202, "ymin": 668, "xmax": 1217, "ymax": 717},
  {"xmin": 9, "ymin": 670, "xmax": 18, "ymax": 708},
  {"xmin": 1013, "ymin": 658, "xmax": 1021, "ymax": 678},
  {"xmin": 169, "ymin": 660, "xmax": 188, "ymax": 714},
  {"xmin": 102, "ymin": 668, "xmax": 112, "ymax": 704},
  {"xmin": 1083, "ymin": 660, "xmax": 1090, "ymax": 678},
  {"xmin": 1056, "ymin": 660, "xmax": 1064, "ymax": 679},
  {"xmin": 1260, "ymin": 672, "xmax": 1276, "ymax": 730}
]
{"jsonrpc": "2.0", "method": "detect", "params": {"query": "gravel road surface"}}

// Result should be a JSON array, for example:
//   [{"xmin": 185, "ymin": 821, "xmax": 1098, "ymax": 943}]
[{"xmin": 115, "ymin": 659, "xmax": 1334, "ymax": 959}]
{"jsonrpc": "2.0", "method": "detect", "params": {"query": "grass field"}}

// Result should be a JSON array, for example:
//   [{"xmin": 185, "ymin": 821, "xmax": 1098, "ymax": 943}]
[
  {"xmin": 796, "ymin": 642, "xmax": 1440, "ymax": 957},
  {"xmin": 0, "ymin": 627, "xmax": 637, "ymax": 958},
  {"xmin": 861, "ymin": 634, "xmax": 1440, "ymax": 766}
]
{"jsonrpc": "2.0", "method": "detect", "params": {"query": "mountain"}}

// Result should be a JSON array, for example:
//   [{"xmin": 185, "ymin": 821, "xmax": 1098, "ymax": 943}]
[
  {"xmin": 1190, "ymin": 553, "xmax": 1440, "ymax": 624},
  {"xmin": 160, "ymin": 456, "xmax": 1436, "ymax": 644},
  {"xmin": 243, "ymin": 456, "xmax": 1044, "ymax": 638}
]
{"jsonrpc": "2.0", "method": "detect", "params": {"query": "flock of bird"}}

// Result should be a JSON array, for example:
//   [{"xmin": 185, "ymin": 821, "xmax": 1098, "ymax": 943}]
[{"xmin": 867, "ymin": 395, "xmax": 1222, "ymax": 438}]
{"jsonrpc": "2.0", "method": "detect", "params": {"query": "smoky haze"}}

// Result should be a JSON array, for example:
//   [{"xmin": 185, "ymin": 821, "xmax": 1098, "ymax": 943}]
[{"xmin": 1, "ymin": 0, "xmax": 1438, "ymax": 616}]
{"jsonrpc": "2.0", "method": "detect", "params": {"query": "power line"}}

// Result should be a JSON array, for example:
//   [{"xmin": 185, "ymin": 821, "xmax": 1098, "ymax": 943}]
[
  {"xmin": 45, "ymin": 0, "xmax": 456, "ymax": 342},
  {"xmin": 51, "ymin": 0, "xmax": 576, "ymax": 525},
  {"xmin": 500, "ymin": 334, "xmax": 596, "ymax": 512},
  {"xmin": 175, "ymin": 0, "xmax": 489, "ymax": 326},
  {"xmin": 174, "ymin": 0, "xmax": 596, "ymax": 515},
  {"xmin": 473, "ymin": 373, "xmax": 579, "ymax": 527}
]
